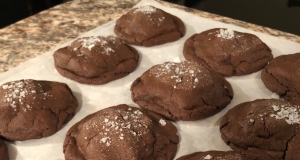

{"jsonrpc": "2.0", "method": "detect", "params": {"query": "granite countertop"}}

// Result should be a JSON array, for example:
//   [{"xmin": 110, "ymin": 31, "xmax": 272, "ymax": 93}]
[{"xmin": 0, "ymin": 0, "xmax": 300, "ymax": 74}]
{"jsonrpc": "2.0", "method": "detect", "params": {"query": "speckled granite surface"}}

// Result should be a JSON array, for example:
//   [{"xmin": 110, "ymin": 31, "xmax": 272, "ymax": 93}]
[{"xmin": 0, "ymin": 0, "xmax": 299, "ymax": 73}]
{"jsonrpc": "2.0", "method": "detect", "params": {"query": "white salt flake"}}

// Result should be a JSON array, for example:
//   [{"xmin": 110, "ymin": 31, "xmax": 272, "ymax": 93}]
[
  {"xmin": 270, "ymin": 104, "xmax": 300, "ymax": 124},
  {"xmin": 2, "ymin": 85, "xmax": 8, "ymax": 89},
  {"xmin": 216, "ymin": 28, "xmax": 235, "ymax": 39},
  {"xmin": 159, "ymin": 119, "xmax": 166, "ymax": 126},
  {"xmin": 250, "ymin": 119, "xmax": 254, "ymax": 123},
  {"xmin": 204, "ymin": 154, "xmax": 213, "ymax": 159}
]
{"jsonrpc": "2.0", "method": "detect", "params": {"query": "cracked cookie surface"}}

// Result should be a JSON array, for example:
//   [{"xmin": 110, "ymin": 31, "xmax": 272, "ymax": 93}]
[
  {"xmin": 131, "ymin": 61, "xmax": 233, "ymax": 121},
  {"xmin": 177, "ymin": 150, "xmax": 248, "ymax": 160},
  {"xmin": 63, "ymin": 104, "xmax": 178, "ymax": 160},
  {"xmin": 183, "ymin": 28, "xmax": 273, "ymax": 76},
  {"xmin": 220, "ymin": 99, "xmax": 300, "ymax": 160},
  {"xmin": 114, "ymin": 5, "xmax": 185, "ymax": 47},
  {"xmin": 261, "ymin": 53, "xmax": 300, "ymax": 104},
  {"xmin": 53, "ymin": 36, "xmax": 139, "ymax": 85},
  {"xmin": 0, "ymin": 139, "xmax": 9, "ymax": 160},
  {"xmin": 0, "ymin": 79, "xmax": 78, "ymax": 141}
]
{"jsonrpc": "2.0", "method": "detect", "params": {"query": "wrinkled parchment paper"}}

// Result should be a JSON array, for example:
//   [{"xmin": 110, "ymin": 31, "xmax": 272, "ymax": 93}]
[{"xmin": 1, "ymin": 0, "xmax": 300, "ymax": 159}]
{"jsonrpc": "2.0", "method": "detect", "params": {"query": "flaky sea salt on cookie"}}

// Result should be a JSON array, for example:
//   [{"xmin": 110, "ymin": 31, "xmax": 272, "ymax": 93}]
[
  {"xmin": 131, "ymin": 61, "xmax": 233, "ymax": 121},
  {"xmin": 0, "ymin": 79, "xmax": 78, "ymax": 141},
  {"xmin": 220, "ymin": 99, "xmax": 300, "ymax": 160},
  {"xmin": 53, "ymin": 36, "xmax": 139, "ymax": 85},
  {"xmin": 183, "ymin": 28, "xmax": 273, "ymax": 76},
  {"xmin": 114, "ymin": 5, "xmax": 185, "ymax": 47},
  {"xmin": 176, "ymin": 150, "xmax": 247, "ymax": 160},
  {"xmin": 63, "ymin": 104, "xmax": 178, "ymax": 160}
]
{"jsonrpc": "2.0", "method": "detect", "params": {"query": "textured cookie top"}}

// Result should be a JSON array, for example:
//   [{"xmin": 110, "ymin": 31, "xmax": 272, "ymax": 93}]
[
  {"xmin": 183, "ymin": 28, "xmax": 273, "ymax": 76},
  {"xmin": 149, "ymin": 61, "xmax": 213, "ymax": 90},
  {"xmin": 64, "ymin": 104, "xmax": 178, "ymax": 160},
  {"xmin": 220, "ymin": 99, "xmax": 300, "ymax": 160},
  {"xmin": 69, "ymin": 36, "xmax": 122, "ymax": 56},
  {"xmin": 0, "ymin": 79, "xmax": 78, "ymax": 141},
  {"xmin": 114, "ymin": 5, "xmax": 185, "ymax": 47},
  {"xmin": 1, "ymin": 79, "xmax": 53, "ymax": 112}
]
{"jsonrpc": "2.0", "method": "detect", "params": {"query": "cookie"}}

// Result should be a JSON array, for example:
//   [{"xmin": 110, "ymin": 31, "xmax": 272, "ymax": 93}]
[
  {"xmin": 63, "ymin": 104, "xmax": 178, "ymax": 160},
  {"xmin": 0, "ymin": 79, "xmax": 78, "ymax": 141},
  {"xmin": 183, "ymin": 28, "xmax": 273, "ymax": 76},
  {"xmin": 0, "ymin": 139, "xmax": 9, "ymax": 160},
  {"xmin": 114, "ymin": 5, "xmax": 185, "ymax": 47},
  {"xmin": 220, "ymin": 99, "xmax": 300, "ymax": 160},
  {"xmin": 261, "ymin": 53, "xmax": 300, "ymax": 104},
  {"xmin": 177, "ymin": 151, "xmax": 247, "ymax": 160},
  {"xmin": 53, "ymin": 36, "xmax": 139, "ymax": 85},
  {"xmin": 131, "ymin": 61, "xmax": 233, "ymax": 121}
]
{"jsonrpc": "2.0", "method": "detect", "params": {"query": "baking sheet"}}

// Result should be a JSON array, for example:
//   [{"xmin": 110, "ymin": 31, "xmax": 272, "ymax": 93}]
[{"xmin": 1, "ymin": 0, "xmax": 300, "ymax": 159}]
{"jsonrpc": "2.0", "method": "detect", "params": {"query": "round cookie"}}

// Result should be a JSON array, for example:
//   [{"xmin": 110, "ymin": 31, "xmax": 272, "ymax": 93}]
[
  {"xmin": 53, "ymin": 36, "xmax": 139, "ymax": 85},
  {"xmin": 131, "ymin": 61, "xmax": 233, "ymax": 121},
  {"xmin": 177, "ymin": 151, "xmax": 247, "ymax": 160},
  {"xmin": 114, "ymin": 5, "xmax": 185, "ymax": 47},
  {"xmin": 183, "ymin": 28, "xmax": 273, "ymax": 76},
  {"xmin": 0, "ymin": 139, "xmax": 9, "ymax": 160},
  {"xmin": 220, "ymin": 99, "xmax": 300, "ymax": 160},
  {"xmin": 63, "ymin": 104, "xmax": 179, "ymax": 160},
  {"xmin": 0, "ymin": 79, "xmax": 78, "ymax": 141},
  {"xmin": 261, "ymin": 53, "xmax": 300, "ymax": 104}
]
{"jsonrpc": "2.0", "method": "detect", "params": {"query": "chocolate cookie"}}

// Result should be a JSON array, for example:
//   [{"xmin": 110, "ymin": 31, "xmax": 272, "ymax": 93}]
[
  {"xmin": 177, "ymin": 151, "xmax": 247, "ymax": 160},
  {"xmin": 220, "ymin": 99, "xmax": 300, "ymax": 160},
  {"xmin": 63, "ymin": 104, "xmax": 178, "ymax": 160},
  {"xmin": 114, "ymin": 5, "xmax": 185, "ymax": 47},
  {"xmin": 0, "ymin": 139, "xmax": 9, "ymax": 160},
  {"xmin": 261, "ymin": 53, "xmax": 300, "ymax": 104},
  {"xmin": 53, "ymin": 36, "xmax": 139, "ymax": 85},
  {"xmin": 131, "ymin": 61, "xmax": 233, "ymax": 121},
  {"xmin": 183, "ymin": 28, "xmax": 273, "ymax": 76},
  {"xmin": 0, "ymin": 79, "xmax": 78, "ymax": 141}
]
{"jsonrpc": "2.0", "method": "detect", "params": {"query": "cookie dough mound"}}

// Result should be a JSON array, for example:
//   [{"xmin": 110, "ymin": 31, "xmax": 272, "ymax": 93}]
[
  {"xmin": 63, "ymin": 104, "xmax": 179, "ymax": 160},
  {"xmin": 0, "ymin": 139, "xmax": 9, "ymax": 160},
  {"xmin": 0, "ymin": 79, "xmax": 78, "ymax": 141},
  {"xmin": 131, "ymin": 61, "xmax": 233, "ymax": 121},
  {"xmin": 114, "ymin": 5, "xmax": 185, "ymax": 47},
  {"xmin": 53, "ymin": 36, "xmax": 139, "ymax": 85},
  {"xmin": 183, "ymin": 28, "xmax": 273, "ymax": 76},
  {"xmin": 261, "ymin": 53, "xmax": 300, "ymax": 104},
  {"xmin": 177, "ymin": 151, "xmax": 247, "ymax": 160},
  {"xmin": 220, "ymin": 99, "xmax": 300, "ymax": 160}
]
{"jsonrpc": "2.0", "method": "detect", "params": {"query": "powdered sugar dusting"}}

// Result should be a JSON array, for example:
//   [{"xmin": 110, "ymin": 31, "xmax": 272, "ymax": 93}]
[
  {"xmin": 216, "ymin": 28, "xmax": 235, "ymax": 39},
  {"xmin": 150, "ymin": 61, "xmax": 212, "ymax": 90},
  {"xmin": 134, "ymin": 5, "xmax": 156, "ymax": 14},
  {"xmin": 270, "ymin": 104, "xmax": 300, "ymax": 124}
]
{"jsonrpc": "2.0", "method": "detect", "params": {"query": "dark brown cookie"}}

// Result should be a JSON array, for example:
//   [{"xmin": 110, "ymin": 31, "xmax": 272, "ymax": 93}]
[
  {"xmin": 261, "ymin": 53, "xmax": 300, "ymax": 104},
  {"xmin": 0, "ymin": 79, "xmax": 78, "ymax": 141},
  {"xmin": 63, "ymin": 104, "xmax": 179, "ymax": 160},
  {"xmin": 53, "ymin": 36, "xmax": 139, "ymax": 85},
  {"xmin": 114, "ymin": 5, "xmax": 185, "ymax": 47},
  {"xmin": 177, "ymin": 151, "xmax": 247, "ymax": 160},
  {"xmin": 131, "ymin": 61, "xmax": 233, "ymax": 121},
  {"xmin": 183, "ymin": 28, "xmax": 273, "ymax": 76},
  {"xmin": 220, "ymin": 99, "xmax": 300, "ymax": 160},
  {"xmin": 0, "ymin": 139, "xmax": 9, "ymax": 160}
]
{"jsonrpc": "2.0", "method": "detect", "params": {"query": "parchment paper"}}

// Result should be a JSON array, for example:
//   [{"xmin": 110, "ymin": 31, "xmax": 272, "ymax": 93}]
[{"xmin": 1, "ymin": 0, "xmax": 300, "ymax": 159}]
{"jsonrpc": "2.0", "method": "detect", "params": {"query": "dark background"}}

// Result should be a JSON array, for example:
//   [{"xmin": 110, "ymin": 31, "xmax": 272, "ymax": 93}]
[{"xmin": 0, "ymin": 0, "xmax": 299, "ymax": 36}]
